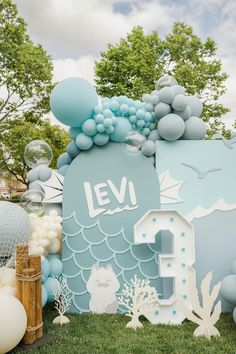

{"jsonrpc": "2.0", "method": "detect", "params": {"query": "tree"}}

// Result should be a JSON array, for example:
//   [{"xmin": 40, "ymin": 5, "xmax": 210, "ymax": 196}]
[
  {"xmin": 95, "ymin": 23, "xmax": 230, "ymax": 136},
  {"xmin": 0, "ymin": 0, "xmax": 53, "ymax": 128},
  {"xmin": 0, "ymin": 120, "xmax": 71, "ymax": 185}
]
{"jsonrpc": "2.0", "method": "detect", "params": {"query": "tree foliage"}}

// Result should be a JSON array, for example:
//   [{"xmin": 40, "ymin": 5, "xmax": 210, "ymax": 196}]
[
  {"xmin": 95, "ymin": 23, "xmax": 229, "ymax": 135},
  {"xmin": 0, "ymin": 120, "xmax": 71, "ymax": 185},
  {"xmin": 0, "ymin": 0, "xmax": 53, "ymax": 126}
]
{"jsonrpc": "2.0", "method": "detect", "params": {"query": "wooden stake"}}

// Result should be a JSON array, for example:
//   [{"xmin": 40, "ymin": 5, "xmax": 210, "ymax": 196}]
[
  {"xmin": 29, "ymin": 255, "xmax": 43, "ymax": 339},
  {"xmin": 21, "ymin": 268, "xmax": 36, "ymax": 345},
  {"xmin": 15, "ymin": 244, "xmax": 29, "ymax": 302}
]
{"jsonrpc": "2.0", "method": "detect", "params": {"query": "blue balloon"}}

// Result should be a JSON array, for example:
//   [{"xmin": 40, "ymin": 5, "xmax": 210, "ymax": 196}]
[
  {"xmin": 27, "ymin": 165, "xmax": 43, "ymax": 183},
  {"xmin": 50, "ymin": 78, "xmax": 98, "ymax": 127},
  {"xmin": 154, "ymin": 102, "xmax": 171, "ymax": 119},
  {"xmin": 82, "ymin": 119, "xmax": 97, "ymax": 137},
  {"xmin": 182, "ymin": 116, "xmax": 206, "ymax": 140},
  {"xmin": 142, "ymin": 127, "xmax": 150, "ymax": 136},
  {"xmin": 151, "ymin": 95, "xmax": 159, "ymax": 106},
  {"xmin": 42, "ymin": 285, "xmax": 48, "ymax": 308},
  {"xmin": 171, "ymin": 85, "xmax": 185, "ymax": 96},
  {"xmin": 186, "ymin": 95, "xmax": 203, "ymax": 117},
  {"xmin": 76, "ymin": 133, "xmax": 93, "ymax": 150},
  {"xmin": 41, "ymin": 257, "xmax": 50, "ymax": 283},
  {"xmin": 110, "ymin": 101, "xmax": 119, "ymax": 112},
  {"xmin": 174, "ymin": 105, "xmax": 192, "ymax": 120},
  {"xmin": 93, "ymin": 133, "xmax": 109, "ymax": 146},
  {"xmin": 221, "ymin": 275, "xmax": 236, "ymax": 305},
  {"xmin": 29, "ymin": 180, "xmax": 43, "ymax": 192},
  {"xmin": 49, "ymin": 258, "xmax": 63, "ymax": 277},
  {"xmin": 158, "ymin": 114, "xmax": 185, "ymax": 141},
  {"xmin": 110, "ymin": 117, "xmax": 132, "ymax": 142},
  {"xmin": 158, "ymin": 87, "xmax": 175, "ymax": 104},
  {"xmin": 58, "ymin": 164, "xmax": 69, "ymax": 176},
  {"xmin": 47, "ymin": 254, "xmax": 61, "ymax": 260},
  {"xmin": 44, "ymin": 277, "xmax": 59, "ymax": 303},
  {"xmin": 39, "ymin": 166, "xmax": 52, "ymax": 182},
  {"xmin": 141, "ymin": 140, "xmax": 156, "ymax": 156},
  {"xmin": 171, "ymin": 94, "xmax": 187, "ymax": 111},
  {"xmin": 68, "ymin": 127, "xmax": 82, "ymax": 140},
  {"xmin": 66, "ymin": 141, "xmax": 81, "ymax": 158},
  {"xmin": 233, "ymin": 307, "xmax": 236, "ymax": 324},
  {"xmin": 148, "ymin": 129, "xmax": 161, "ymax": 141},
  {"xmin": 57, "ymin": 152, "xmax": 72, "ymax": 169}
]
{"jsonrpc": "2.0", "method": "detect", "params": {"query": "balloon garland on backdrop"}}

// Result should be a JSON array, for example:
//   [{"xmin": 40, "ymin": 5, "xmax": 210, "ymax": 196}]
[{"xmin": 49, "ymin": 75, "xmax": 206, "ymax": 176}]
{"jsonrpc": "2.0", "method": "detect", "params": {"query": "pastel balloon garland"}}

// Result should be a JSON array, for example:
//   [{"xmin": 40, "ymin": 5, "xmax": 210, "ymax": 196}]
[{"xmin": 49, "ymin": 75, "xmax": 206, "ymax": 176}]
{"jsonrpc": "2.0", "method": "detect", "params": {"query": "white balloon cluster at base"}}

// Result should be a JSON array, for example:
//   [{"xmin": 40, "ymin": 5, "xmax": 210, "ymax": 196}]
[
  {"xmin": 0, "ymin": 267, "xmax": 16, "ymax": 296},
  {"xmin": 29, "ymin": 210, "xmax": 62, "ymax": 256}
]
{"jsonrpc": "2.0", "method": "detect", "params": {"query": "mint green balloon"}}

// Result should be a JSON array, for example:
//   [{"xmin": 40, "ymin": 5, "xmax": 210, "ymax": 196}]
[{"xmin": 50, "ymin": 78, "xmax": 98, "ymax": 127}]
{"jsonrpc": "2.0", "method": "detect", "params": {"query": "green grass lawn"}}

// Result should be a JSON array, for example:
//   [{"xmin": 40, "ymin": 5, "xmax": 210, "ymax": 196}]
[{"xmin": 12, "ymin": 305, "xmax": 236, "ymax": 354}]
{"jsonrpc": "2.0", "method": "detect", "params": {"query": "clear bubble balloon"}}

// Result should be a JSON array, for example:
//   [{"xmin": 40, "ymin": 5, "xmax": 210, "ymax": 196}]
[
  {"xmin": 155, "ymin": 74, "xmax": 178, "ymax": 90},
  {"xmin": 20, "ymin": 189, "xmax": 45, "ymax": 216},
  {"xmin": 24, "ymin": 140, "xmax": 53, "ymax": 169},
  {"xmin": 123, "ymin": 131, "xmax": 146, "ymax": 152}
]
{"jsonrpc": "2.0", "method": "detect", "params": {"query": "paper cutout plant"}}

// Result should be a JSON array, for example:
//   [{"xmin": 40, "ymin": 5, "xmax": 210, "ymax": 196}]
[
  {"xmin": 118, "ymin": 275, "xmax": 159, "ymax": 329},
  {"xmin": 180, "ymin": 271, "xmax": 221, "ymax": 340},
  {"xmin": 52, "ymin": 275, "xmax": 72, "ymax": 325}
]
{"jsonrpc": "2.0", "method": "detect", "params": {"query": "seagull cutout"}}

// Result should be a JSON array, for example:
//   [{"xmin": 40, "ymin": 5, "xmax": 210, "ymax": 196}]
[
  {"xmin": 211, "ymin": 133, "xmax": 236, "ymax": 150},
  {"xmin": 181, "ymin": 163, "xmax": 222, "ymax": 179}
]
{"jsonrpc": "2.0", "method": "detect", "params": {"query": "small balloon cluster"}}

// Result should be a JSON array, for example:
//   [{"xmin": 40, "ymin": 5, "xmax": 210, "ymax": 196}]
[
  {"xmin": 221, "ymin": 260, "xmax": 236, "ymax": 324},
  {"xmin": 41, "ymin": 254, "xmax": 63, "ymax": 307},
  {"xmin": 49, "ymin": 75, "xmax": 206, "ymax": 176},
  {"xmin": 28, "ymin": 210, "xmax": 62, "ymax": 256}
]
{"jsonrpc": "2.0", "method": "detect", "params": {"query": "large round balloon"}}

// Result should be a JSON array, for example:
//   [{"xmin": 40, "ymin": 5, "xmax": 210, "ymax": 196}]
[
  {"xmin": 0, "ymin": 294, "xmax": 27, "ymax": 354},
  {"xmin": 221, "ymin": 275, "xmax": 236, "ymax": 306},
  {"xmin": 110, "ymin": 117, "xmax": 132, "ymax": 142},
  {"xmin": 50, "ymin": 78, "xmax": 98, "ymax": 127},
  {"xmin": 182, "ymin": 116, "xmax": 206, "ymax": 140},
  {"xmin": 158, "ymin": 114, "xmax": 185, "ymax": 141},
  {"xmin": 186, "ymin": 95, "xmax": 203, "ymax": 117}
]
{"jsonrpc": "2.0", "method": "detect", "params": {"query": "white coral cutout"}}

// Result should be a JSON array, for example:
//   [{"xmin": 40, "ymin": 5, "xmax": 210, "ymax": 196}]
[
  {"xmin": 52, "ymin": 275, "xmax": 72, "ymax": 325},
  {"xmin": 180, "ymin": 271, "xmax": 221, "ymax": 340},
  {"xmin": 118, "ymin": 275, "xmax": 159, "ymax": 330}
]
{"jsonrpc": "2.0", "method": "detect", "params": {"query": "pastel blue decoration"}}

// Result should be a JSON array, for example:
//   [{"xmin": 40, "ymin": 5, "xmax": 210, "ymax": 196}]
[
  {"xmin": 27, "ymin": 165, "xmax": 43, "ymax": 183},
  {"xmin": 158, "ymin": 87, "xmax": 175, "ymax": 104},
  {"xmin": 141, "ymin": 140, "xmax": 156, "ymax": 156},
  {"xmin": 49, "ymin": 258, "xmax": 63, "ymax": 277},
  {"xmin": 68, "ymin": 127, "xmax": 82, "ymax": 140},
  {"xmin": 221, "ymin": 275, "xmax": 236, "ymax": 306},
  {"xmin": 50, "ymin": 77, "xmax": 98, "ymax": 127},
  {"xmin": 29, "ymin": 180, "xmax": 43, "ymax": 192},
  {"xmin": 158, "ymin": 114, "xmax": 185, "ymax": 141},
  {"xmin": 58, "ymin": 164, "xmax": 69, "ymax": 177},
  {"xmin": 66, "ymin": 141, "xmax": 81, "ymax": 158},
  {"xmin": 76, "ymin": 133, "xmax": 93, "ymax": 150},
  {"xmin": 82, "ymin": 119, "xmax": 97, "ymax": 137},
  {"xmin": 93, "ymin": 133, "xmax": 109, "ymax": 146},
  {"xmin": 174, "ymin": 105, "xmax": 192, "ymax": 120},
  {"xmin": 110, "ymin": 117, "xmax": 132, "ymax": 142},
  {"xmin": 154, "ymin": 102, "xmax": 171, "ymax": 119},
  {"xmin": 156, "ymin": 140, "xmax": 236, "ymax": 311},
  {"xmin": 233, "ymin": 307, "xmax": 236, "ymax": 324},
  {"xmin": 44, "ymin": 277, "xmax": 58, "ymax": 303},
  {"xmin": 171, "ymin": 95, "xmax": 187, "ymax": 111},
  {"xmin": 0, "ymin": 202, "xmax": 30, "ymax": 261},
  {"xmin": 39, "ymin": 166, "xmax": 52, "ymax": 182},
  {"xmin": 148, "ymin": 129, "xmax": 162, "ymax": 141},
  {"xmin": 62, "ymin": 143, "xmax": 161, "ymax": 312},
  {"xmin": 57, "ymin": 152, "xmax": 72, "ymax": 169},
  {"xmin": 42, "ymin": 257, "xmax": 50, "ymax": 283},
  {"xmin": 172, "ymin": 85, "xmax": 185, "ymax": 96},
  {"xmin": 186, "ymin": 95, "xmax": 203, "ymax": 117},
  {"xmin": 42, "ymin": 285, "xmax": 48, "ymax": 308},
  {"xmin": 47, "ymin": 253, "xmax": 61, "ymax": 260},
  {"xmin": 182, "ymin": 116, "xmax": 206, "ymax": 140}
]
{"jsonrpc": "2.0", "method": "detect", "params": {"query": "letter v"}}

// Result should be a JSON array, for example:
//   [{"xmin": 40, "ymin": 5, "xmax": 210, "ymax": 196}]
[{"xmin": 107, "ymin": 177, "xmax": 127, "ymax": 204}]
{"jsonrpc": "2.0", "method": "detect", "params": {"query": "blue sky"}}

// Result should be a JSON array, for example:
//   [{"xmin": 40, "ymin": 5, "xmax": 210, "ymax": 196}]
[{"xmin": 14, "ymin": 0, "xmax": 236, "ymax": 126}]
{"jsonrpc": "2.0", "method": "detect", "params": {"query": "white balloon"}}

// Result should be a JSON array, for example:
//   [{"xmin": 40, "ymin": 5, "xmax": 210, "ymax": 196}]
[
  {"xmin": 1, "ymin": 269, "xmax": 16, "ymax": 287},
  {"xmin": 0, "ymin": 294, "xmax": 27, "ymax": 353},
  {"xmin": 0, "ymin": 285, "xmax": 16, "ymax": 296},
  {"xmin": 47, "ymin": 238, "xmax": 61, "ymax": 254}
]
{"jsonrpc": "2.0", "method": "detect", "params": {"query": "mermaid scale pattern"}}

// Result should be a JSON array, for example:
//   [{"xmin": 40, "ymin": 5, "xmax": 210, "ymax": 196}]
[{"xmin": 62, "ymin": 213, "xmax": 162, "ymax": 312}]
